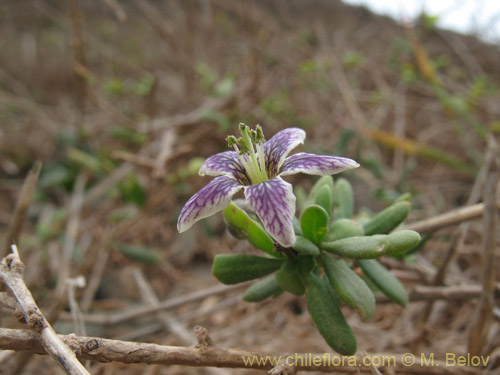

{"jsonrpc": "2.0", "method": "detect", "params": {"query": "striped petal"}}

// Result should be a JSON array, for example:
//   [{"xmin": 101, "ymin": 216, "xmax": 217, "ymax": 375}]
[
  {"xmin": 177, "ymin": 176, "xmax": 243, "ymax": 233},
  {"xmin": 264, "ymin": 128, "xmax": 306, "ymax": 177},
  {"xmin": 280, "ymin": 152, "xmax": 359, "ymax": 177},
  {"xmin": 199, "ymin": 151, "xmax": 250, "ymax": 185},
  {"xmin": 244, "ymin": 177, "xmax": 296, "ymax": 247}
]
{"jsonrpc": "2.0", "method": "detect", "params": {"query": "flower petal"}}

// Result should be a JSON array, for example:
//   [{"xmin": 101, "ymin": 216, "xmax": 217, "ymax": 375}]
[
  {"xmin": 264, "ymin": 128, "xmax": 306, "ymax": 177},
  {"xmin": 279, "ymin": 152, "xmax": 360, "ymax": 177},
  {"xmin": 177, "ymin": 176, "xmax": 243, "ymax": 232},
  {"xmin": 244, "ymin": 177, "xmax": 296, "ymax": 247},
  {"xmin": 199, "ymin": 151, "xmax": 250, "ymax": 185}
]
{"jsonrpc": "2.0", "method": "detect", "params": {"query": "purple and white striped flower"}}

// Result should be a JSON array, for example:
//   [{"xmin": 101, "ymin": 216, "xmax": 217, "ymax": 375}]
[{"xmin": 177, "ymin": 124, "xmax": 359, "ymax": 247}]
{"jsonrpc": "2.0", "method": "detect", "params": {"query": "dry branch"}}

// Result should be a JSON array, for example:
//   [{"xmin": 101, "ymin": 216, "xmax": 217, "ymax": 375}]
[
  {"xmin": 73, "ymin": 282, "xmax": 248, "ymax": 325},
  {"xmin": 2, "ymin": 161, "xmax": 41, "ymax": 258},
  {"xmin": 0, "ymin": 246, "xmax": 89, "ymax": 375},
  {"xmin": 468, "ymin": 136, "xmax": 499, "ymax": 355},
  {"xmin": 0, "ymin": 328, "xmax": 481, "ymax": 374},
  {"xmin": 405, "ymin": 202, "xmax": 500, "ymax": 234}
]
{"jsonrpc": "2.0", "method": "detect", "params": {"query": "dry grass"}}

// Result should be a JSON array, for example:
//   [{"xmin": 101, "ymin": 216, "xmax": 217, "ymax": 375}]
[{"xmin": 0, "ymin": 0, "xmax": 499, "ymax": 374}]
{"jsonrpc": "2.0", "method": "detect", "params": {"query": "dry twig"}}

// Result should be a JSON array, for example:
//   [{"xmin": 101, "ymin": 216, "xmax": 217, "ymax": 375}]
[
  {"xmin": 468, "ymin": 136, "xmax": 499, "ymax": 355},
  {"xmin": 405, "ymin": 202, "xmax": 500, "ymax": 233},
  {"xmin": 0, "ymin": 245, "xmax": 90, "ymax": 375},
  {"xmin": 2, "ymin": 161, "xmax": 41, "ymax": 258},
  {"xmin": 0, "ymin": 327, "xmax": 481, "ymax": 374}
]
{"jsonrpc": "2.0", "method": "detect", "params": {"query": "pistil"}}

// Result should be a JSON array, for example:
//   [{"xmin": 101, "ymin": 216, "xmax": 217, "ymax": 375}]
[{"xmin": 226, "ymin": 124, "xmax": 269, "ymax": 185}]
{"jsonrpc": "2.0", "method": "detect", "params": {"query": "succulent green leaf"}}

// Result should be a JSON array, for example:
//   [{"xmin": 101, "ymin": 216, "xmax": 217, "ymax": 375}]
[
  {"xmin": 322, "ymin": 275, "xmax": 342, "ymax": 306},
  {"xmin": 293, "ymin": 216, "xmax": 302, "ymax": 235},
  {"xmin": 296, "ymin": 254, "xmax": 317, "ymax": 274},
  {"xmin": 320, "ymin": 254, "xmax": 375, "ymax": 319},
  {"xmin": 275, "ymin": 268, "xmax": 305, "ymax": 296},
  {"xmin": 293, "ymin": 235, "xmax": 320, "ymax": 256},
  {"xmin": 394, "ymin": 192, "xmax": 412, "ymax": 203},
  {"xmin": 363, "ymin": 201, "xmax": 411, "ymax": 235},
  {"xmin": 358, "ymin": 259, "xmax": 408, "ymax": 307},
  {"xmin": 114, "ymin": 242, "xmax": 163, "ymax": 265},
  {"xmin": 242, "ymin": 275, "xmax": 282, "ymax": 302},
  {"xmin": 212, "ymin": 254, "xmax": 283, "ymax": 285},
  {"xmin": 314, "ymin": 185, "xmax": 333, "ymax": 216},
  {"xmin": 321, "ymin": 230, "xmax": 420, "ymax": 259},
  {"xmin": 304, "ymin": 273, "xmax": 357, "ymax": 355},
  {"xmin": 300, "ymin": 205, "xmax": 329, "ymax": 244},
  {"xmin": 308, "ymin": 176, "xmax": 334, "ymax": 206},
  {"xmin": 321, "ymin": 235, "xmax": 387, "ymax": 259},
  {"xmin": 223, "ymin": 202, "xmax": 282, "ymax": 258},
  {"xmin": 385, "ymin": 230, "xmax": 421, "ymax": 256},
  {"xmin": 119, "ymin": 173, "xmax": 147, "ymax": 207},
  {"xmin": 333, "ymin": 178, "xmax": 354, "ymax": 220},
  {"xmin": 326, "ymin": 218, "xmax": 364, "ymax": 241}
]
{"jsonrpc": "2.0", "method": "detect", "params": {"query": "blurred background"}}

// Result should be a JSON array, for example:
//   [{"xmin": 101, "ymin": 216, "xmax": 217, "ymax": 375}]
[{"xmin": 0, "ymin": 0, "xmax": 499, "ymax": 374}]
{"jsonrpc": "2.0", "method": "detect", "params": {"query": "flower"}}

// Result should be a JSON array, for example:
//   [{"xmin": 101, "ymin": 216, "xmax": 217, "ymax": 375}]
[{"xmin": 177, "ymin": 124, "xmax": 359, "ymax": 247}]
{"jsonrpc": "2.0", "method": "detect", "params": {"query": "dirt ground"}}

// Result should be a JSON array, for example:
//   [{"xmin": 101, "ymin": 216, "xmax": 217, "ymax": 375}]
[{"xmin": 0, "ymin": 0, "xmax": 499, "ymax": 374}]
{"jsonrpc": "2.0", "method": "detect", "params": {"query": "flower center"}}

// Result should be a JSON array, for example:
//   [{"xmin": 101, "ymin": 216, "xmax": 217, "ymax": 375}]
[{"xmin": 226, "ymin": 124, "xmax": 269, "ymax": 185}]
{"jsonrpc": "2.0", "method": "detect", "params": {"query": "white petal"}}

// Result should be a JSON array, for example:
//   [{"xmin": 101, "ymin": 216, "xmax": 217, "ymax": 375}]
[
  {"xmin": 244, "ymin": 177, "xmax": 296, "ymax": 247},
  {"xmin": 264, "ymin": 128, "xmax": 306, "ymax": 177},
  {"xmin": 177, "ymin": 176, "xmax": 243, "ymax": 232},
  {"xmin": 280, "ymin": 153, "xmax": 360, "ymax": 176}
]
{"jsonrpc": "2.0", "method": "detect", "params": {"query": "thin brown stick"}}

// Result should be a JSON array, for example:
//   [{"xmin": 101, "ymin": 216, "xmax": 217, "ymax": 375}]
[
  {"xmin": 412, "ymin": 134, "xmax": 496, "ymax": 352},
  {"xmin": 133, "ymin": 270, "xmax": 231, "ymax": 375},
  {"xmin": 0, "ymin": 327, "xmax": 481, "ymax": 374},
  {"xmin": 404, "ymin": 202, "xmax": 500, "ymax": 233},
  {"xmin": 56, "ymin": 173, "xmax": 86, "ymax": 298},
  {"xmin": 74, "ymin": 282, "xmax": 248, "ymax": 325},
  {"xmin": 0, "ymin": 246, "xmax": 90, "ymax": 375},
  {"xmin": 468, "ymin": 136, "xmax": 499, "ymax": 356},
  {"xmin": 132, "ymin": 268, "xmax": 193, "ymax": 344},
  {"xmin": 58, "ymin": 283, "xmax": 498, "ymax": 329},
  {"xmin": 2, "ymin": 161, "xmax": 41, "ymax": 258}
]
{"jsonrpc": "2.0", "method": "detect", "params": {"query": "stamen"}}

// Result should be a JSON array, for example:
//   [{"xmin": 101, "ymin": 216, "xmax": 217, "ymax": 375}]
[
  {"xmin": 227, "ymin": 123, "xmax": 270, "ymax": 185},
  {"xmin": 256, "ymin": 142, "xmax": 268, "ymax": 179}
]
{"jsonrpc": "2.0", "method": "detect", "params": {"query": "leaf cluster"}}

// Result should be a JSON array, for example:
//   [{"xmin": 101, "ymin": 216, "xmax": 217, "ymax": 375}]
[{"xmin": 213, "ymin": 176, "xmax": 420, "ymax": 355}]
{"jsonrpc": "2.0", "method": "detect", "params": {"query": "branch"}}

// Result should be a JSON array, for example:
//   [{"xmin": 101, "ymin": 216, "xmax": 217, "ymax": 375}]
[
  {"xmin": 2, "ymin": 161, "xmax": 41, "ymax": 257},
  {"xmin": 469, "ymin": 135, "xmax": 499, "ymax": 355},
  {"xmin": 0, "ymin": 328, "xmax": 482, "ymax": 374},
  {"xmin": 405, "ymin": 201, "xmax": 500, "ymax": 234},
  {"xmin": 0, "ymin": 245, "xmax": 90, "ymax": 375}
]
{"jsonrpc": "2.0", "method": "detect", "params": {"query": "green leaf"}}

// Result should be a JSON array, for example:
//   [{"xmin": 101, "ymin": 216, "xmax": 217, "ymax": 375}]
[
  {"xmin": 384, "ymin": 230, "xmax": 421, "ymax": 256},
  {"xmin": 275, "ymin": 267, "xmax": 305, "ymax": 296},
  {"xmin": 363, "ymin": 201, "xmax": 411, "ymax": 235},
  {"xmin": 296, "ymin": 254, "xmax": 317, "ymax": 274},
  {"xmin": 394, "ymin": 192, "xmax": 411, "ymax": 203},
  {"xmin": 109, "ymin": 126, "xmax": 147, "ymax": 145},
  {"xmin": 300, "ymin": 205, "xmax": 329, "ymax": 244},
  {"xmin": 119, "ymin": 173, "xmax": 146, "ymax": 207},
  {"xmin": 293, "ymin": 216, "xmax": 302, "ymax": 235},
  {"xmin": 320, "ymin": 254, "xmax": 375, "ymax": 319},
  {"xmin": 307, "ymin": 176, "xmax": 333, "ymax": 207},
  {"xmin": 321, "ymin": 235, "xmax": 387, "ymax": 259},
  {"xmin": 358, "ymin": 259, "xmax": 408, "ymax": 307},
  {"xmin": 304, "ymin": 272, "xmax": 357, "ymax": 355},
  {"xmin": 212, "ymin": 254, "xmax": 283, "ymax": 285},
  {"xmin": 114, "ymin": 242, "xmax": 163, "ymax": 265},
  {"xmin": 333, "ymin": 178, "xmax": 354, "ymax": 220},
  {"xmin": 314, "ymin": 185, "xmax": 333, "ymax": 216},
  {"xmin": 326, "ymin": 218, "xmax": 364, "ymax": 241},
  {"xmin": 67, "ymin": 148, "xmax": 103, "ymax": 172},
  {"xmin": 223, "ymin": 202, "xmax": 282, "ymax": 258},
  {"xmin": 292, "ymin": 235, "xmax": 320, "ymax": 256},
  {"xmin": 242, "ymin": 275, "xmax": 281, "ymax": 302},
  {"xmin": 321, "ymin": 230, "xmax": 420, "ymax": 259}
]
